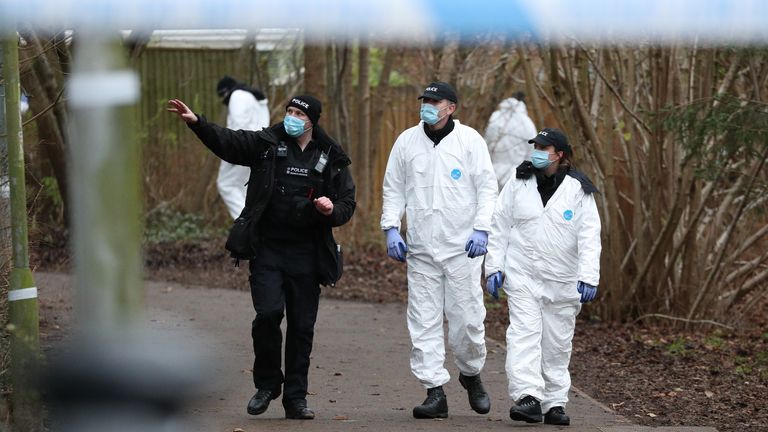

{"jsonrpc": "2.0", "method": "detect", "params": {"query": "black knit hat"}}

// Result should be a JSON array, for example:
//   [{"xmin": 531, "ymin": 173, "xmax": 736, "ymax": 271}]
[
  {"xmin": 216, "ymin": 75, "xmax": 238, "ymax": 97},
  {"xmin": 286, "ymin": 95, "xmax": 322, "ymax": 125}
]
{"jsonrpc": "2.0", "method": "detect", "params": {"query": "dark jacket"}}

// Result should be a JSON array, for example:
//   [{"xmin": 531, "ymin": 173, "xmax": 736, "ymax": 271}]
[{"xmin": 188, "ymin": 116, "xmax": 356, "ymax": 285}]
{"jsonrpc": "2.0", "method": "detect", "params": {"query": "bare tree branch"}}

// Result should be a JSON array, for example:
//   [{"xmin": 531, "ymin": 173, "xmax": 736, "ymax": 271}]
[
  {"xmin": 21, "ymin": 86, "xmax": 64, "ymax": 128},
  {"xmin": 634, "ymin": 314, "xmax": 734, "ymax": 330},
  {"xmin": 574, "ymin": 38, "xmax": 652, "ymax": 135},
  {"xmin": 687, "ymin": 142, "xmax": 768, "ymax": 321}
]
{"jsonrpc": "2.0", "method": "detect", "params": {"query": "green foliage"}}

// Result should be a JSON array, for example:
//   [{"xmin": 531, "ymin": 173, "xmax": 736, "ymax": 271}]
[
  {"xmin": 659, "ymin": 95, "xmax": 768, "ymax": 181},
  {"xmin": 144, "ymin": 208, "xmax": 220, "ymax": 244},
  {"xmin": 704, "ymin": 335, "xmax": 724, "ymax": 349},
  {"xmin": 485, "ymin": 299, "xmax": 503, "ymax": 310},
  {"xmin": 614, "ymin": 120, "xmax": 632, "ymax": 141},
  {"xmin": 40, "ymin": 176, "xmax": 63, "ymax": 209},
  {"xmin": 666, "ymin": 337, "xmax": 691, "ymax": 356},
  {"xmin": 368, "ymin": 47, "xmax": 407, "ymax": 87},
  {"xmin": 732, "ymin": 350, "xmax": 768, "ymax": 378}
]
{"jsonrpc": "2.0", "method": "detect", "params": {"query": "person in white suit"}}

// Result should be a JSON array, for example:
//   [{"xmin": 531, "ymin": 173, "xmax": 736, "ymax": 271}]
[
  {"xmin": 216, "ymin": 76, "xmax": 270, "ymax": 219},
  {"xmin": 381, "ymin": 81, "xmax": 498, "ymax": 419},
  {"xmin": 484, "ymin": 128, "xmax": 601, "ymax": 426},
  {"xmin": 484, "ymin": 91, "xmax": 537, "ymax": 188}
]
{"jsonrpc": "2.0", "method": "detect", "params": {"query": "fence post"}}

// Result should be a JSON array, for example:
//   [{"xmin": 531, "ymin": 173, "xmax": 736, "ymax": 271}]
[{"xmin": 45, "ymin": 34, "xmax": 201, "ymax": 432}]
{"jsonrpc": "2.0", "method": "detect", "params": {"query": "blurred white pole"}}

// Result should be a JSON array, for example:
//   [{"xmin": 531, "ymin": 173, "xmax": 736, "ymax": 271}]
[
  {"xmin": 67, "ymin": 35, "xmax": 144, "ymax": 328},
  {"xmin": 46, "ymin": 35, "xmax": 202, "ymax": 432}
]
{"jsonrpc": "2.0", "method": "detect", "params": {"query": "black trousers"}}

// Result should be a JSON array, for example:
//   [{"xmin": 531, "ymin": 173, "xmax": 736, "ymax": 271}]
[{"xmin": 248, "ymin": 240, "xmax": 320, "ymax": 403}]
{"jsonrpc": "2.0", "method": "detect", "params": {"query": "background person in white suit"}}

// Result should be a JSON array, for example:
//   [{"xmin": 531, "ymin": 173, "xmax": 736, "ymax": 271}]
[
  {"xmin": 483, "ymin": 91, "xmax": 537, "ymax": 188},
  {"xmin": 216, "ymin": 75, "xmax": 270, "ymax": 219}
]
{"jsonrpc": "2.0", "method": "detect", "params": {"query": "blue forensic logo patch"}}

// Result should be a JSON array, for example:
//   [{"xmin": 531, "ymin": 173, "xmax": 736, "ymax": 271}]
[
  {"xmin": 451, "ymin": 169, "xmax": 462, "ymax": 180},
  {"xmin": 563, "ymin": 210, "xmax": 574, "ymax": 221}
]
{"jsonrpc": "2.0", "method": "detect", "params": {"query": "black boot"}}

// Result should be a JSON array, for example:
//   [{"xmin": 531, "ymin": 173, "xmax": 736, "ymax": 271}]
[
  {"xmin": 544, "ymin": 406, "xmax": 570, "ymax": 425},
  {"xmin": 413, "ymin": 386, "xmax": 448, "ymax": 419},
  {"xmin": 458, "ymin": 373, "xmax": 491, "ymax": 414},
  {"xmin": 247, "ymin": 387, "xmax": 281, "ymax": 415},
  {"xmin": 509, "ymin": 395, "xmax": 542, "ymax": 423},
  {"xmin": 284, "ymin": 399, "xmax": 315, "ymax": 420}
]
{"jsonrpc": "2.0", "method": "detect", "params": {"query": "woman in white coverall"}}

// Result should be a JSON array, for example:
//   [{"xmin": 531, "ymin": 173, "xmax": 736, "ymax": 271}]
[
  {"xmin": 381, "ymin": 81, "xmax": 498, "ymax": 419},
  {"xmin": 484, "ymin": 127, "xmax": 601, "ymax": 426},
  {"xmin": 216, "ymin": 76, "xmax": 271, "ymax": 219}
]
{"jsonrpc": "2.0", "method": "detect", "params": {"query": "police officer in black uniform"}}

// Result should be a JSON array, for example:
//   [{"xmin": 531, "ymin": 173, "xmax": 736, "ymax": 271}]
[{"xmin": 167, "ymin": 95, "xmax": 356, "ymax": 420}]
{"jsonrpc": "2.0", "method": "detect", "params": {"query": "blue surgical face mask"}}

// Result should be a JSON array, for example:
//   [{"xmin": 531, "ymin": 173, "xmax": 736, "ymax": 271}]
[
  {"xmin": 531, "ymin": 149, "xmax": 554, "ymax": 169},
  {"xmin": 419, "ymin": 103, "xmax": 446, "ymax": 125},
  {"xmin": 283, "ymin": 115, "xmax": 307, "ymax": 137}
]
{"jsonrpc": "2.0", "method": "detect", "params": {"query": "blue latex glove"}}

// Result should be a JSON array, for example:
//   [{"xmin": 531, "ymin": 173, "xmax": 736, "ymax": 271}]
[
  {"xmin": 385, "ymin": 228, "xmax": 407, "ymax": 262},
  {"xmin": 486, "ymin": 271, "xmax": 503, "ymax": 300},
  {"xmin": 576, "ymin": 281, "xmax": 598, "ymax": 303},
  {"xmin": 465, "ymin": 230, "xmax": 488, "ymax": 258}
]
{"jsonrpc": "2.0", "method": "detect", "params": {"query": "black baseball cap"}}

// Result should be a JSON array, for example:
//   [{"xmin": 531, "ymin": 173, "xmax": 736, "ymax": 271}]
[
  {"xmin": 417, "ymin": 81, "xmax": 458, "ymax": 103},
  {"xmin": 529, "ymin": 127, "xmax": 572, "ymax": 155}
]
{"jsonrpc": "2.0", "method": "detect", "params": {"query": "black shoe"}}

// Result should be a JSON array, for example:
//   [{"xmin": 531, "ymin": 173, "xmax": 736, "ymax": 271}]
[
  {"xmin": 509, "ymin": 395, "xmax": 542, "ymax": 423},
  {"xmin": 544, "ymin": 406, "xmax": 570, "ymax": 425},
  {"xmin": 413, "ymin": 386, "xmax": 448, "ymax": 419},
  {"xmin": 284, "ymin": 399, "xmax": 315, "ymax": 420},
  {"xmin": 247, "ymin": 387, "xmax": 281, "ymax": 415},
  {"xmin": 458, "ymin": 373, "xmax": 491, "ymax": 414}
]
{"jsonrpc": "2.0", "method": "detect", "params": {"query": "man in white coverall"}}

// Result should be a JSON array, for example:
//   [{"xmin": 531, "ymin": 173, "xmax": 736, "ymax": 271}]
[
  {"xmin": 216, "ymin": 75, "xmax": 271, "ymax": 219},
  {"xmin": 381, "ymin": 81, "xmax": 498, "ymax": 419},
  {"xmin": 484, "ymin": 127, "xmax": 601, "ymax": 426},
  {"xmin": 483, "ymin": 91, "xmax": 537, "ymax": 187}
]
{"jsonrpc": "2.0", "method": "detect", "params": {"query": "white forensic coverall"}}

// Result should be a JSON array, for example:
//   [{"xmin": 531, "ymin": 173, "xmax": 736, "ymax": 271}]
[
  {"xmin": 218, "ymin": 89, "xmax": 270, "ymax": 219},
  {"xmin": 381, "ymin": 120, "xmax": 498, "ymax": 389},
  {"xmin": 485, "ymin": 173, "xmax": 601, "ymax": 412},
  {"xmin": 484, "ymin": 98, "xmax": 537, "ymax": 187}
]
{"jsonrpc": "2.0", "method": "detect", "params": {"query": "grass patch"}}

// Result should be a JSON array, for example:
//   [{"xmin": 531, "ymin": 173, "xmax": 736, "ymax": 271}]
[
  {"xmin": 704, "ymin": 335, "xmax": 724, "ymax": 349},
  {"xmin": 144, "ymin": 208, "xmax": 224, "ymax": 245},
  {"xmin": 666, "ymin": 337, "xmax": 691, "ymax": 357}
]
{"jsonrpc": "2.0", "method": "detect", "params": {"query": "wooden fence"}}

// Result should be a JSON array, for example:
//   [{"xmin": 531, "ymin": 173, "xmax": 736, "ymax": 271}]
[{"xmin": 134, "ymin": 48, "xmax": 420, "ymax": 227}]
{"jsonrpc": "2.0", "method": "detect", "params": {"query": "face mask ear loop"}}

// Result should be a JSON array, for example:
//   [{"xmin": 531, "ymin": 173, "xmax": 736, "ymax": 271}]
[{"xmin": 436, "ymin": 107, "xmax": 449, "ymax": 124}]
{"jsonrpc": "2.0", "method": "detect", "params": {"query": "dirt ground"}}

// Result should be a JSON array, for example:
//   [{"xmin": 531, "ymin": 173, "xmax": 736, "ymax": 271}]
[{"xmin": 34, "ymin": 237, "xmax": 768, "ymax": 432}]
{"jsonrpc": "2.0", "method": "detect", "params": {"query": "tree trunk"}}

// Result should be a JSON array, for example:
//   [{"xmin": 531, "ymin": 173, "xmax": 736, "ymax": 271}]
[
  {"xmin": 355, "ymin": 41, "xmax": 371, "ymax": 214},
  {"xmin": 337, "ymin": 42, "xmax": 352, "ymax": 151},
  {"xmin": 437, "ymin": 34, "xmax": 460, "ymax": 83},
  {"xmin": 303, "ymin": 40, "xmax": 326, "ymax": 98},
  {"xmin": 18, "ymin": 31, "xmax": 70, "ymax": 226},
  {"xmin": 368, "ymin": 46, "xmax": 398, "ymax": 218}
]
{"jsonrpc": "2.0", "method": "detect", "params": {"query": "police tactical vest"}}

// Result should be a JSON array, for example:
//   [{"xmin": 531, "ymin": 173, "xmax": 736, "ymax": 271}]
[{"xmin": 260, "ymin": 140, "xmax": 327, "ymax": 242}]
